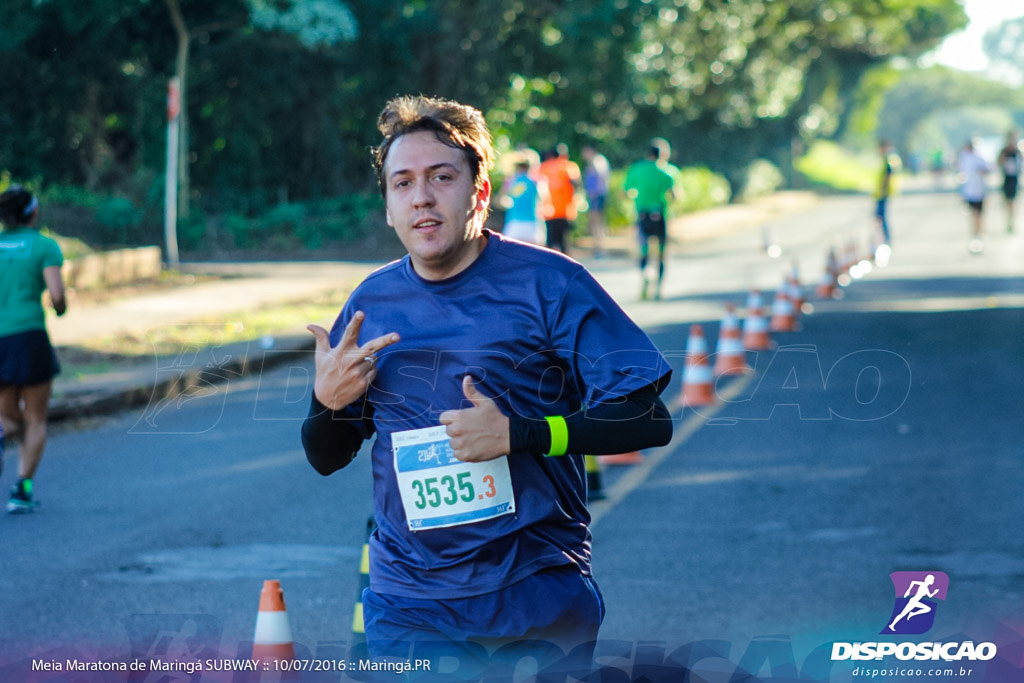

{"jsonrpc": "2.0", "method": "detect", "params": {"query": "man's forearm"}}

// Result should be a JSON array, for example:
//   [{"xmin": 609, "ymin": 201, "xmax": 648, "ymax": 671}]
[
  {"xmin": 301, "ymin": 395, "xmax": 365, "ymax": 475},
  {"xmin": 509, "ymin": 384, "xmax": 672, "ymax": 456}
]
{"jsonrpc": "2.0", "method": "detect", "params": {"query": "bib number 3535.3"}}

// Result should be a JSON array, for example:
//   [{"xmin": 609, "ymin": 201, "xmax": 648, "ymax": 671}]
[{"xmin": 392, "ymin": 426, "xmax": 515, "ymax": 531}]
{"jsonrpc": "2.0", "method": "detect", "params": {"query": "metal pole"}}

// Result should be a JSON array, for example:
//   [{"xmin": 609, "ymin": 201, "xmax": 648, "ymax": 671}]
[{"xmin": 164, "ymin": 77, "xmax": 181, "ymax": 269}]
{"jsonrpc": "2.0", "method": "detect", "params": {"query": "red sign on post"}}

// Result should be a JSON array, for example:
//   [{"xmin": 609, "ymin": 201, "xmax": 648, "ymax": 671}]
[{"xmin": 167, "ymin": 77, "xmax": 181, "ymax": 120}]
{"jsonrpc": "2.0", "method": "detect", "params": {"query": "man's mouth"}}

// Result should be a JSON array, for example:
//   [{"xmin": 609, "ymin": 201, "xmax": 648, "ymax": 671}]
[{"xmin": 413, "ymin": 218, "xmax": 442, "ymax": 231}]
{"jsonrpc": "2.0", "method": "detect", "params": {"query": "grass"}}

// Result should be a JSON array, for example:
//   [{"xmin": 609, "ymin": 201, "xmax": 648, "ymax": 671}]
[
  {"xmin": 58, "ymin": 285, "xmax": 354, "ymax": 380},
  {"xmin": 73, "ymin": 290, "xmax": 350, "ymax": 359},
  {"xmin": 59, "ymin": 354, "xmax": 131, "ymax": 381},
  {"xmin": 795, "ymin": 140, "xmax": 880, "ymax": 193}
]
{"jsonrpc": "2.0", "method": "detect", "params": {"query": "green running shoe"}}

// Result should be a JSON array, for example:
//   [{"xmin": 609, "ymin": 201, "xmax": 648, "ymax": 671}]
[{"xmin": 7, "ymin": 478, "xmax": 38, "ymax": 514}]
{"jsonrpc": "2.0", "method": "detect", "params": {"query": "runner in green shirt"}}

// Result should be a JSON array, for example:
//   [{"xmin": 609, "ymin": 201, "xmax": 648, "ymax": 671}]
[
  {"xmin": 0, "ymin": 185, "xmax": 67, "ymax": 513},
  {"xmin": 624, "ymin": 139, "xmax": 679, "ymax": 300}
]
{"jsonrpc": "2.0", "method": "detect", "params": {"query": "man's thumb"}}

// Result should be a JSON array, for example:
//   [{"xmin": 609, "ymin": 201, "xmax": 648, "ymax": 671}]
[
  {"xmin": 307, "ymin": 324, "xmax": 332, "ymax": 352},
  {"xmin": 462, "ymin": 375, "xmax": 486, "ymax": 405}
]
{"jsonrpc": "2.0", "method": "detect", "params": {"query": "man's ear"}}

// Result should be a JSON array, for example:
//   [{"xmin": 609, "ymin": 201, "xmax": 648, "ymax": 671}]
[
  {"xmin": 475, "ymin": 178, "xmax": 491, "ymax": 213},
  {"xmin": 385, "ymin": 209, "xmax": 394, "ymax": 227}
]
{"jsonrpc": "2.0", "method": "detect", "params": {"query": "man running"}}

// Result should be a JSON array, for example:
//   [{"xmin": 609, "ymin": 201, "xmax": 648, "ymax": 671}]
[
  {"xmin": 624, "ymin": 138, "xmax": 679, "ymax": 300},
  {"xmin": 302, "ymin": 95, "xmax": 673, "ymax": 676}
]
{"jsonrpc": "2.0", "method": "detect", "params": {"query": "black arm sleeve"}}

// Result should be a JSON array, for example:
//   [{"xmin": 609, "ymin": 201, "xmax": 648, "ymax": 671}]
[
  {"xmin": 301, "ymin": 394, "xmax": 367, "ymax": 476},
  {"xmin": 508, "ymin": 382, "xmax": 673, "ymax": 456}
]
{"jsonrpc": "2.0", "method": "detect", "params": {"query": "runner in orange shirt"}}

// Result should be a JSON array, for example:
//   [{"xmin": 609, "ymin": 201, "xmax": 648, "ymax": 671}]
[{"xmin": 537, "ymin": 143, "xmax": 582, "ymax": 254}]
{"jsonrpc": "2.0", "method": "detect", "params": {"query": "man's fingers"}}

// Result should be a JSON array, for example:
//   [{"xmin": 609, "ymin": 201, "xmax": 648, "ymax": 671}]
[
  {"xmin": 361, "ymin": 331, "xmax": 401, "ymax": 358},
  {"xmin": 338, "ymin": 310, "xmax": 366, "ymax": 349},
  {"xmin": 438, "ymin": 410, "xmax": 456, "ymax": 426},
  {"xmin": 341, "ymin": 311, "xmax": 400, "ymax": 357}
]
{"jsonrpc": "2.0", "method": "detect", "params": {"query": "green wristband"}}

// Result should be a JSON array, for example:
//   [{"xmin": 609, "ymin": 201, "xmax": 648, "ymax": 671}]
[{"xmin": 544, "ymin": 416, "xmax": 568, "ymax": 457}]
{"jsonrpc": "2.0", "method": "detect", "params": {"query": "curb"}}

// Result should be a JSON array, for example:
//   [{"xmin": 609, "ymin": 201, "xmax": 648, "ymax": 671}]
[{"xmin": 50, "ymin": 335, "xmax": 315, "ymax": 424}]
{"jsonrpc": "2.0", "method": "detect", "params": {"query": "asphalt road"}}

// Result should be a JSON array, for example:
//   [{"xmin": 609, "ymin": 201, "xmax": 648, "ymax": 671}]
[{"xmin": 1, "ymin": 187, "xmax": 1022, "ymax": 682}]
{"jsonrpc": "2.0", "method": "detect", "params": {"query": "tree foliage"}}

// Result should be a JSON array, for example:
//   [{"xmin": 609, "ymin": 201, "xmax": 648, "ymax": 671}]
[
  {"xmin": 982, "ymin": 16, "xmax": 1024, "ymax": 88},
  {"xmin": 0, "ymin": 0, "xmax": 968, "ymax": 248},
  {"xmin": 872, "ymin": 67, "xmax": 1024, "ymax": 156}
]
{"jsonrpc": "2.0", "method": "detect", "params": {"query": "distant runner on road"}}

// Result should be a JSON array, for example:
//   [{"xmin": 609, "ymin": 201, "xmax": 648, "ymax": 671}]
[{"xmin": 624, "ymin": 138, "xmax": 679, "ymax": 301}]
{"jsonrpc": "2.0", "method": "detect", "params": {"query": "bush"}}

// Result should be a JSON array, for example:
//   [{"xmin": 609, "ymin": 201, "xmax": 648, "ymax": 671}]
[
  {"xmin": 177, "ymin": 212, "xmax": 211, "ymax": 252},
  {"xmin": 224, "ymin": 212, "xmax": 255, "ymax": 249},
  {"xmin": 179, "ymin": 193, "xmax": 388, "ymax": 254},
  {"xmin": 38, "ymin": 183, "xmax": 105, "ymax": 211},
  {"xmin": 795, "ymin": 140, "xmax": 877, "ymax": 193},
  {"xmin": 19, "ymin": 180, "xmax": 156, "ymax": 249},
  {"xmin": 7, "ymin": 170, "xmax": 396, "ymax": 256},
  {"xmin": 315, "ymin": 193, "xmax": 384, "ymax": 246},
  {"xmin": 675, "ymin": 167, "xmax": 732, "ymax": 213},
  {"xmin": 736, "ymin": 159, "xmax": 785, "ymax": 202},
  {"xmin": 94, "ymin": 196, "xmax": 144, "ymax": 245}
]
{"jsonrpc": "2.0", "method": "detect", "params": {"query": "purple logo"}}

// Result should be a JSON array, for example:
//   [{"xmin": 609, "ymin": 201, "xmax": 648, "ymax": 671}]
[{"xmin": 881, "ymin": 571, "xmax": 949, "ymax": 635}]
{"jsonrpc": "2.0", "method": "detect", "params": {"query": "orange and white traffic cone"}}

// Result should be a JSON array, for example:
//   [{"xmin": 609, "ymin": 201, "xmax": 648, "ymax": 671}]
[
  {"xmin": 713, "ymin": 304, "xmax": 749, "ymax": 376},
  {"xmin": 842, "ymin": 240, "xmax": 854, "ymax": 273},
  {"xmin": 602, "ymin": 451, "xmax": 645, "ymax": 466},
  {"xmin": 787, "ymin": 267, "xmax": 805, "ymax": 318},
  {"xmin": 253, "ymin": 580, "xmax": 296, "ymax": 665},
  {"xmin": 770, "ymin": 288, "xmax": 796, "ymax": 332},
  {"xmin": 742, "ymin": 291, "xmax": 772, "ymax": 351},
  {"xmin": 868, "ymin": 228, "xmax": 884, "ymax": 263},
  {"xmin": 816, "ymin": 248, "xmax": 839, "ymax": 299},
  {"xmin": 816, "ymin": 270, "xmax": 835, "ymax": 299},
  {"xmin": 746, "ymin": 289, "xmax": 765, "ymax": 320},
  {"xmin": 847, "ymin": 239, "xmax": 862, "ymax": 272},
  {"xmin": 678, "ymin": 324, "xmax": 715, "ymax": 408}
]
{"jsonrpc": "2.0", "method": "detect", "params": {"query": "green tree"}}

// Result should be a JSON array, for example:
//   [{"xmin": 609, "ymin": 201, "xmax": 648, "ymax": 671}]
[
  {"xmin": 395, "ymin": 0, "xmax": 967, "ymax": 194},
  {"xmin": 0, "ymin": 0, "xmax": 972, "ymax": 251},
  {"xmin": 0, "ymin": 0, "xmax": 173, "ymax": 192},
  {"xmin": 872, "ymin": 67, "xmax": 1024, "ymax": 157},
  {"xmin": 596, "ymin": 0, "xmax": 966, "ymax": 192},
  {"xmin": 982, "ymin": 16, "xmax": 1024, "ymax": 89},
  {"xmin": 0, "ymin": 1, "xmax": 358, "ymax": 219},
  {"xmin": 173, "ymin": 0, "xmax": 357, "ymax": 217}
]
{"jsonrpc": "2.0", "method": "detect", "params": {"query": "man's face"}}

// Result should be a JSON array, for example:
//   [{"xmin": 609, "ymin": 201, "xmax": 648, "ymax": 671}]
[{"xmin": 383, "ymin": 130, "xmax": 490, "ymax": 281}]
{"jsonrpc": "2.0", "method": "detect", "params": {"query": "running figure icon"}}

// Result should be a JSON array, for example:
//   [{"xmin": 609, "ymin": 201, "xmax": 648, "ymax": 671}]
[{"xmin": 888, "ymin": 574, "xmax": 939, "ymax": 632}]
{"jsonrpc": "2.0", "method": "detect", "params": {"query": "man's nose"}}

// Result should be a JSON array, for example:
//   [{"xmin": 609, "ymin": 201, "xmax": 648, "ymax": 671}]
[{"xmin": 412, "ymin": 178, "xmax": 435, "ymax": 207}]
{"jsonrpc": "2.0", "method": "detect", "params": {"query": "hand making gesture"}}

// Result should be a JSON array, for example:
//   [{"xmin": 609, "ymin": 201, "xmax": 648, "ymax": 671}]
[
  {"xmin": 439, "ymin": 375, "xmax": 511, "ymax": 462},
  {"xmin": 307, "ymin": 311, "xmax": 400, "ymax": 411}
]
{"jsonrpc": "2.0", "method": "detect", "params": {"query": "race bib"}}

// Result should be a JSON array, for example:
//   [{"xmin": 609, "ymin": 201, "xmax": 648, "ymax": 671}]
[{"xmin": 392, "ymin": 426, "xmax": 515, "ymax": 531}]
